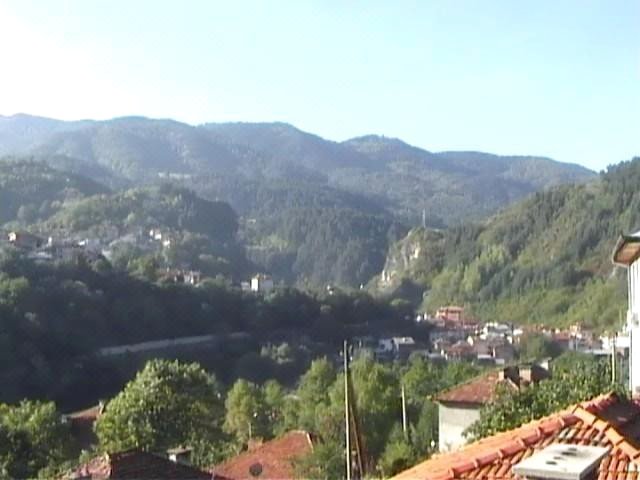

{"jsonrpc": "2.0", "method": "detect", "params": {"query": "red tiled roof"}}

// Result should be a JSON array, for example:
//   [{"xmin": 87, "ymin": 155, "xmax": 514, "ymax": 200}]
[
  {"xmin": 65, "ymin": 404, "xmax": 104, "ymax": 452},
  {"xmin": 211, "ymin": 431, "xmax": 314, "ymax": 480},
  {"xmin": 66, "ymin": 404, "xmax": 104, "ymax": 422},
  {"xmin": 390, "ymin": 392, "xmax": 640, "ymax": 480},
  {"xmin": 439, "ymin": 306, "xmax": 464, "ymax": 312},
  {"xmin": 435, "ymin": 367, "xmax": 548, "ymax": 405},
  {"xmin": 436, "ymin": 370, "xmax": 516, "ymax": 405},
  {"xmin": 65, "ymin": 449, "xmax": 212, "ymax": 479}
]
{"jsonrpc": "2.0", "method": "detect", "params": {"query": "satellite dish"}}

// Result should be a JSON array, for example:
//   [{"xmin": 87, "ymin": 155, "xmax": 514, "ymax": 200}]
[{"xmin": 249, "ymin": 463, "xmax": 263, "ymax": 477}]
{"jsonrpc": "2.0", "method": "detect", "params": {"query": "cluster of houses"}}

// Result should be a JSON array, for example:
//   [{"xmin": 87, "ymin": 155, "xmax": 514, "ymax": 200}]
[
  {"xmin": 347, "ymin": 304, "xmax": 615, "ymax": 367},
  {"xmin": 419, "ymin": 305, "xmax": 624, "ymax": 365},
  {"xmin": 2, "ymin": 228, "xmax": 171, "ymax": 263},
  {"xmin": 1, "ymin": 229, "xmax": 207, "ymax": 286},
  {"xmin": 384, "ymin": 229, "xmax": 640, "ymax": 480},
  {"xmin": 2, "ymin": 230, "xmax": 284, "ymax": 294},
  {"xmin": 3, "ymin": 230, "xmax": 105, "ymax": 264}
]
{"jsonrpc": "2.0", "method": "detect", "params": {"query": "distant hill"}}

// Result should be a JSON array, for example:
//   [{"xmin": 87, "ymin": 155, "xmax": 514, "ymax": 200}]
[
  {"xmin": 0, "ymin": 114, "xmax": 596, "ymax": 287},
  {"xmin": 372, "ymin": 157, "xmax": 640, "ymax": 331},
  {"xmin": 0, "ymin": 159, "xmax": 109, "ymax": 225},
  {"xmin": 0, "ymin": 114, "xmax": 91, "ymax": 155},
  {"xmin": 41, "ymin": 183, "xmax": 248, "ymax": 279},
  {"xmin": 339, "ymin": 136, "xmax": 594, "ymax": 222},
  {"xmin": 46, "ymin": 184, "xmax": 238, "ymax": 241},
  {"xmin": 0, "ymin": 115, "xmax": 595, "ymax": 223}
]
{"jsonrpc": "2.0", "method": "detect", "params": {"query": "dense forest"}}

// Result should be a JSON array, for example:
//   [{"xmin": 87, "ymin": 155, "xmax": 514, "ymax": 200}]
[
  {"xmin": 0, "ymin": 160, "xmax": 108, "ymax": 225},
  {"xmin": 0, "ymin": 249, "xmax": 418, "ymax": 408},
  {"xmin": 374, "ymin": 157, "xmax": 640, "ymax": 331}
]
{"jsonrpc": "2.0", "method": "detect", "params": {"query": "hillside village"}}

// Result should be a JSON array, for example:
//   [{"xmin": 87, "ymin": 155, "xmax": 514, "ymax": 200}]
[
  {"xmin": 0, "ymin": 0, "xmax": 636, "ymax": 477},
  {"xmin": 38, "ymin": 228, "xmax": 637, "ymax": 480},
  {"xmin": 1, "ymin": 227, "xmax": 630, "ymax": 479},
  {"xmin": 0, "ymin": 156, "xmax": 637, "ymax": 478},
  {"xmin": 1, "ymin": 229, "xmax": 280, "ymax": 290}
]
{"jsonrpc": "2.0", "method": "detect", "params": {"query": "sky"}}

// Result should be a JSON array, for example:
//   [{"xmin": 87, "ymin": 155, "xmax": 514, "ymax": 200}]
[{"xmin": 0, "ymin": 0, "xmax": 637, "ymax": 171}]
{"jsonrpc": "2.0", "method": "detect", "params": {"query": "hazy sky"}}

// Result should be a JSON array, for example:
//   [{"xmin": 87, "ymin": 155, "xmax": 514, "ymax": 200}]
[{"xmin": 0, "ymin": 0, "xmax": 637, "ymax": 170}]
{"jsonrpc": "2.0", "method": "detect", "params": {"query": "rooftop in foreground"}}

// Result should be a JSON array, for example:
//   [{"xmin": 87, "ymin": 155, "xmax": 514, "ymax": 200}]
[
  {"xmin": 390, "ymin": 392, "xmax": 640, "ymax": 480},
  {"xmin": 211, "ymin": 430, "xmax": 314, "ymax": 480},
  {"xmin": 64, "ymin": 449, "xmax": 212, "ymax": 479}
]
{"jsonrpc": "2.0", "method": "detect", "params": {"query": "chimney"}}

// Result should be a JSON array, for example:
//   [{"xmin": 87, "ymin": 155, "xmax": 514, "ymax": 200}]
[
  {"xmin": 513, "ymin": 443, "xmax": 609, "ymax": 480},
  {"xmin": 538, "ymin": 357, "xmax": 551, "ymax": 372},
  {"xmin": 498, "ymin": 366, "xmax": 518, "ymax": 382},
  {"xmin": 247, "ymin": 438, "xmax": 264, "ymax": 451},
  {"xmin": 167, "ymin": 447, "xmax": 192, "ymax": 466},
  {"xmin": 520, "ymin": 365, "xmax": 533, "ymax": 384}
]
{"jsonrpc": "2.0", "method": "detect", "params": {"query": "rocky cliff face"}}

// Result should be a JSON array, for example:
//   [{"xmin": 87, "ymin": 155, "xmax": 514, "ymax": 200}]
[{"xmin": 373, "ymin": 227, "xmax": 445, "ymax": 293}]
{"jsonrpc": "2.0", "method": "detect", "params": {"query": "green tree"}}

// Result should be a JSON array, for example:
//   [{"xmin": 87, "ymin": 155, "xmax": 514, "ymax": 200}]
[
  {"xmin": 466, "ymin": 354, "xmax": 620, "ymax": 440},
  {"xmin": 409, "ymin": 400, "xmax": 438, "ymax": 456},
  {"xmin": 293, "ymin": 438, "xmax": 344, "ymax": 480},
  {"xmin": 327, "ymin": 358, "xmax": 399, "ymax": 462},
  {"xmin": 401, "ymin": 356, "xmax": 443, "ymax": 404},
  {"xmin": 378, "ymin": 423, "xmax": 416, "ymax": 477},
  {"xmin": 0, "ymin": 401, "xmax": 73, "ymax": 479},
  {"xmin": 292, "ymin": 358, "xmax": 337, "ymax": 431},
  {"xmin": 95, "ymin": 360, "xmax": 224, "ymax": 466},
  {"xmin": 262, "ymin": 380, "xmax": 286, "ymax": 437},
  {"xmin": 223, "ymin": 379, "xmax": 268, "ymax": 446}
]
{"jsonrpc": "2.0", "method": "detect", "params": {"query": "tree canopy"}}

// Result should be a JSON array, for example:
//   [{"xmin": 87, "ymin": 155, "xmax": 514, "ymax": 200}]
[{"xmin": 95, "ymin": 359, "xmax": 224, "ymax": 466}]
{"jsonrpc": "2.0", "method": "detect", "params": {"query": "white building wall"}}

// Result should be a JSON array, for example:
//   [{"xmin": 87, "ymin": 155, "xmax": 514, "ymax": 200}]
[
  {"xmin": 438, "ymin": 403, "xmax": 481, "ymax": 452},
  {"xmin": 629, "ymin": 261, "xmax": 640, "ymax": 394}
]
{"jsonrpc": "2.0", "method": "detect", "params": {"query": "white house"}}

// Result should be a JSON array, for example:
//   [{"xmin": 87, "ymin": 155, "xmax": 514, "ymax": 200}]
[
  {"xmin": 435, "ymin": 365, "xmax": 549, "ymax": 452},
  {"xmin": 612, "ymin": 230, "xmax": 640, "ymax": 394},
  {"xmin": 251, "ymin": 274, "xmax": 274, "ymax": 294}
]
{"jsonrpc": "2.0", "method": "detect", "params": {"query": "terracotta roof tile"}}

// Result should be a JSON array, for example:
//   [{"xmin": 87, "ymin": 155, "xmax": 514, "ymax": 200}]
[
  {"xmin": 211, "ymin": 431, "xmax": 313, "ymax": 480},
  {"xmin": 390, "ymin": 392, "xmax": 640, "ymax": 480},
  {"xmin": 436, "ymin": 371, "xmax": 509, "ymax": 405},
  {"xmin": 436, "ymin": 367, "xmax": 548, "ymax": 406},
  {"xmin": 65, "ymin": 404, "xmax": 104, "ymax": 422}
]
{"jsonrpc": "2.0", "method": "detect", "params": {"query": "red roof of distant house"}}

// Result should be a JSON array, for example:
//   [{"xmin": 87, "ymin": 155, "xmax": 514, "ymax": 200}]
[
  {"xmin": 440, "ymin": 306, "xmax": 464, "ymax": 312},
  {"xmin": 436, "ymin": 370, "xmax": 513, "ymax": 405},
  {"xmin": 436, "ymin": 367, "xmax": 548, "ymax": 406},
  {"xmin": 390, "ymin": 392, "xmax": 640, "ymax": 480},
  {"xmin": 65, "ymin": 449, "xmax": 212, "ymax": 479},
  {"xmin": 66, "ymin": 404, "xmax": 104, "ymax": 423},
  {"xmin": 211, "ymin": 431, "xmax": 314, "ymax": 480},
  {"xmin": 446, "ymin": 341, "xmax": 474, "ymax": 353}
]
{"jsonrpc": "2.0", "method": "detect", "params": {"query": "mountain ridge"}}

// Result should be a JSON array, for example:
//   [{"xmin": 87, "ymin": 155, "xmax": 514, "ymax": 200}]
[{"xmin": 0, "ymin": 114, "xmax": 598, "ymax": 287}]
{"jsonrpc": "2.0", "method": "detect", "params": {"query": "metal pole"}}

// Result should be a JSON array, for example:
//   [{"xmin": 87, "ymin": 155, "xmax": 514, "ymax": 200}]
[
  {"xmin": 344, "ymin": 340, "xmax": 351, "ymax": 480},
  {"xmin": 612, "ymin": 333, "xmax": 617, "ymax": 385},
  {"xmin": 401, "ymin": 384, "xmax": 408, "ymax": 439}
]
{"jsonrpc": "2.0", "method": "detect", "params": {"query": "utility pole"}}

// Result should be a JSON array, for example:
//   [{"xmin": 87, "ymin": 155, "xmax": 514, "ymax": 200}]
[
  {"xmin": 344, "ymin": 340, "xmax": 351, "ymax": 480},
  {"xmin": 612, "ymin": 332, "xmax": 617, "ymax": 385},
  {"xmin": 401, "ymin": 383, "xmax": 408, "ymax": 439}
]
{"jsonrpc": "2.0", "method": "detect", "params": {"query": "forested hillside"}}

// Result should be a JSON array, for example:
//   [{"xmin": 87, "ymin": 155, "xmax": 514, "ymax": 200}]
[
  {"xmin": 374, "ymin": 157, "xmax": 640, "ymax": 331},
  {"xmin": 338, "ymin": 136, "xmax": 593, "ymax": 222},
  {"xmin": 0, "ymin": 159, "xmax": 109, "ymax": 225},
  {"xmin": 0, "ymin": 251, "xmax": 415, "ymax": 409},
  {"xmin": 0, "ymin": 115, "xmax": 594, "ymax": 226},
  {"xmin": 0, "ymin": 115, "xmax": 595, "ymax": 288}
]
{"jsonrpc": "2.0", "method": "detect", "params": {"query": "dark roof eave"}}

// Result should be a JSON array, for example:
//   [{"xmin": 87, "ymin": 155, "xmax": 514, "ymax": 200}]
[
  {"xmin": 437, "ymin": 399, "xmax": 487, "ymax": 408},
  {"xmin": 612, "ymin": 234, "xmax": 640, "ymax": 266}
]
